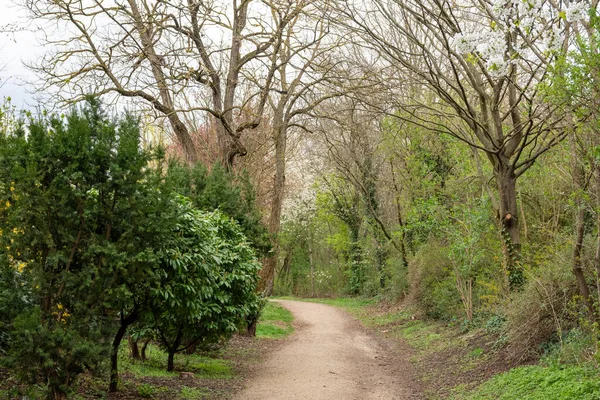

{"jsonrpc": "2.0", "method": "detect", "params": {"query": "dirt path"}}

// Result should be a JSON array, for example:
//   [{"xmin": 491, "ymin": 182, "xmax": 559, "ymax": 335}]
[{"xmin": 234, "ymin": 300, "xmax": 422, "ymax": 400}]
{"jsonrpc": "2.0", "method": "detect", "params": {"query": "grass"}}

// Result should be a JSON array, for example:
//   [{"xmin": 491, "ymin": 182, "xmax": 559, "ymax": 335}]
[
  {"xmin": 120, "ymin": 344, "xmax": 178, "ymax": 378},
  {"xmin": 453, "ymin": 364, "xmax": 600, "ymax": 400},
  {"xmin": 256, "ymin": 301, "xmax": 294, "ymax": 339},
  {"xmin": 119, "ymin": 343, "xmax": 232, "ymax": 379},
  {"xmin": 180, "ymin": 385, "xmax": 210, "ymax": 399}
]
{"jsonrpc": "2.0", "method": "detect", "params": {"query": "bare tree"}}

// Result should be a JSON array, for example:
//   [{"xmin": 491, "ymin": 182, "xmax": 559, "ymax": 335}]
[
  {"xmin": 254, "ymin": 2, "xmax": 352, "ymax": 294},
  {"xmin": 24, "ymin": 0, "xmax": 309, "ymax": 166}
]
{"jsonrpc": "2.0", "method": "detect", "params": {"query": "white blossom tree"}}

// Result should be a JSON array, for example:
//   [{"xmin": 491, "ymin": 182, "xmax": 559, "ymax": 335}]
[{"xmin": 345, "ymin": 0, "xmax": 589, "ymax": 286}]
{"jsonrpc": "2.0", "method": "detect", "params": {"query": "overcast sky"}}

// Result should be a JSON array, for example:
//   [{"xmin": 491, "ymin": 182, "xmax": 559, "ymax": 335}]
[{"xmin": 0, "ymin": 0, "xmax": 45, "ymax": 108}]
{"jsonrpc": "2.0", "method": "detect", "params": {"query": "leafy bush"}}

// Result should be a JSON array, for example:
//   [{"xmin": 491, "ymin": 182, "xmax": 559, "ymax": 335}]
[
  {"xmin": 165, "ymin": 162, "xmax": 270, "ymax": 256},
  {"xmin": 136, "ymin": 383, "xmax": 155, "ymax": 398},
  {"xmin": 0, "ymin": 99, "xmax": 264, "ymax": 397},
  {"xmin": 149, "ymin": 197, "xmax": 262, "ymax": 371},
  {"xmin": 408, "ymin": 241, "xmax": 459, "ymax": 319},
  {"xmin": 0, "ymin": 99, "xmax": 167, "ymax": 398}
]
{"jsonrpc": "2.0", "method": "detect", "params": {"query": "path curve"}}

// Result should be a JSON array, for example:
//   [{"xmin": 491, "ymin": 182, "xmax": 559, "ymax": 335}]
[{"xmin": 234, "ymin": 300, "xmax": 422, "ymax": 400}]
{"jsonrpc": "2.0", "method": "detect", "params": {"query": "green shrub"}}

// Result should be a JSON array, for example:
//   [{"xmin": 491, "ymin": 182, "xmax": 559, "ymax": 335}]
[
  {"xmin": 4, "ymin": 309, "xmax": 108, "ymax": 399},
  {"xmin": 408, "ymin": 241, "xmax": 460, "ymax": 319},
  {"xmin": 137, "ymin": 383, "xmax": 155, "ymax": 398},
  {"xmin": 165, "ymin": 162, "xmax": 270, "ymax": 256},
  {"xmin": 149, "ymin": 197, "xmax": 262, "ymax": 371},
  {"xmin": 0, "ymin": 99, "xmax": 169, "ymax": 398}
]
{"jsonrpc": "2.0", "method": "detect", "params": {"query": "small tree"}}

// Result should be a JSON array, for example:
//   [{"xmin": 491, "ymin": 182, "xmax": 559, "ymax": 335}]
[
  {"xmin": 149, "ymin": 197, "xmax": 261, "ymax": 371},
  {"xmin": 0, "ymin": 99, "xmax": 172, "ymax": 398}
]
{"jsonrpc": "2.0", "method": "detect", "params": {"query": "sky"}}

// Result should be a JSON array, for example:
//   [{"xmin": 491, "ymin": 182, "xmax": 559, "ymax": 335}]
[{"xmin": 0, "ymin": 0, "xmax": 45, "ymax": 108}]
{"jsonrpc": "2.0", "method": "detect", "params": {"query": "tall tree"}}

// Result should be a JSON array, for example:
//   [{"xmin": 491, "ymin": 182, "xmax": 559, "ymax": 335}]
[
  {"xmin": 256, "ymin": 1, "xmax": 345, "ymax": 294},
  {"xmin": 345, "ymin": 0, "xmax": 570, "ymax": 286},
  {"xmin": 25, "ymin": 0, "xmax": 308, "ymax": 166}
]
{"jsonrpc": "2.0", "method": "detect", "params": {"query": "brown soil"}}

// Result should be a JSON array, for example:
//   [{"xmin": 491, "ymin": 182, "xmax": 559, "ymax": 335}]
[
  {"xmin": 412, "ymin": 330, "xmax": 535, "ymax": 398},
  {"xmin": 233, "ymin": 300, "xmax": 423, "ymax": 400},
  {"xmin": 365, "ymin": 301, "xmax": 536, "ymax": 399}
]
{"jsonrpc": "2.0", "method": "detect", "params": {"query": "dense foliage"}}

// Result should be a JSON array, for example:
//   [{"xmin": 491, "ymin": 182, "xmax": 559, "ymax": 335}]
[{"xmin": 0, "ymin": 100, "xmax": 264, "ymax": 399}]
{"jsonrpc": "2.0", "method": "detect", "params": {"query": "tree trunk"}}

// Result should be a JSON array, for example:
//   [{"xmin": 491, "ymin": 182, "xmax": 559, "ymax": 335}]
[
  {"xmin": 258, "ymin": 121, "xmax": 287, "ymax": 294},
  {"xmin": 165, "ymin": 329, "xmax": 183, "ymax": 372},
  {"xmin": 46, "ymin": 368, "xmax": 68, "ymax": 400},
  {"xmin": 49, "ymin": 387, "xmax": 68, "ymax": 400},
  {"xmin": 141, "ymin": 339, "xmax": 149, "ymax": 360},
  {"xmin": 167, "ymin": 350, "xmax": 176, "ymax": 372},
  {"xmin": 496, "ymin": 164, "xmax": 523, "ymax": 290},
  {"xmin": 349, "ymin": 223, "xmax": 363, "ymax": 295},
  {"xmin": 168, "ymin": 114, "xmax": 198, "ymax": 164},
  {"xmin": 216, "ymin": 123, "xmax": 247, "ymax": 170},
  {"xmin": 109, "ymin": 310, "xmax": 139, "ymax": 393},
  {"xmin": 109, "ymin": 324, "xmax": 128, "ymax": 392},
  {"xmin": 128, "ymin": 336, "xmax": 141, "ymax": 360},
  {"xmin": 184, "ymin": 341, "xmax": 197, "ymax": 355},
  {"xmin": 570, "ymin": 132, "xmax": 595, "ymax": 318},
  {"xmin": 574, "ymin": 204, "xmax": 595, "ymax": 317},
  {"xmin": 246, "ymin": 319, "xmax": 257, "ymax": 337},
  {"xmin": 593, "ymin": 165, "xmax": 600, "ymax": 321},
  {"xmin": 126, "ymin": 0, "xmax": 197, "ymax": 164},
  {"xmin": 309, "ymin": 236, "xmax": 315, "ymax": 298},
  {"xmin": 389, "ymin": 162, "xmax": 409, "ymax": 266}
]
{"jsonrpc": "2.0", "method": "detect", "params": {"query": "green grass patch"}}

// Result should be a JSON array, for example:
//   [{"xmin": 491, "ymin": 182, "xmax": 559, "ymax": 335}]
[
  {"xmin": 180, "ymin": 385, "xmax": 210, "ymax": 399},
  {"xmin": 182, "ymin": 353, "xmax": 232, "ymax": 378},
  {"xmin": 261, "ymin": 301, "xmax": 294, "ymax": 322},
  {"xmin": 120, "ymin": 343, "xmax": 231, "ymax": 379},
  {"xmin": 120, "ymin": 344, "xmax": 178, "ymax": 378},
  {"xmin": 468, "ymin": 348, "xmax": 484, "ymax": 359},
  {"xmin": 256, "ymin": 301, "xmax": 294, "ymax": 339},
  {"xmin": 136, "ymin": 383, "xmax": 156, "ymax": 398},
  {"xmin": 456, "ymin": 364, "xmax": 600, "ymax": 400}
]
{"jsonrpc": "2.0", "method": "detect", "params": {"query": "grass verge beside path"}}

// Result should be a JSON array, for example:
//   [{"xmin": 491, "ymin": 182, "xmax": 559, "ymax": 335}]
[
  {"xmin": 282, "ymin": 296, "xmax": 600, "ymax": 400},
  {"xmin": 0, "ymin": 301, "xmax": 295, "ymax": 399},
  {"xmin": 256, "ymin": 300, "xmax": 294, "ymax": 339}
]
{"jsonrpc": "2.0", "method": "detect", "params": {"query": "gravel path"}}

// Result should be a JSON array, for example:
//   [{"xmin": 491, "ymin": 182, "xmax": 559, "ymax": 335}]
[{"xmin": 234, "ymin": 300, "xmax": 422, "ymax": 400}]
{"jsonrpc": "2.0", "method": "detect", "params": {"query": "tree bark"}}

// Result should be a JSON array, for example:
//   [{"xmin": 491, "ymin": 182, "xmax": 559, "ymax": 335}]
[
  {"xmin": 126, "ymin": 0, "xmax": 197, "ymax": 164},
  {"xmin": 496, "ymin": 163, "xmax": 523, "ymax": 290},
  {"xmin": 140, "ymin": 339, "xmax": 149, "ymax": 360},
  {"xmin": 389, "ymin": 161, "xmax": 409, "ymax": 265},
  {"xmin": 128, "ymin": 336, "xmax": 141, "ymax": 360},
  {"xmin": 109, "ymin": 324, "xmax": 129, "ymax": 392},
  {"xmin": 109, "ymin": 310, "xmax": 139, "ymax": 393},
  {"xmin": 246, "ymin": 319, "xmax": 257, "ymax": 337},
  {"xmin": 570, "ymin": 133, "xmax": 595, "ymax": 318},
  {"xmin": 593, "ymin": 165, "xmax": 600, "ymax": 320},
  {"xmin": 167, "ymin": 350, "xmax": 176, "ymax": 372},
  {"xmin": 574, "ymin": 205, "xmax": 594, "ymax": 316},
  {"xmin": 165, "ymin": 329, "xmax": 183, "ymax": 372},
  {"xmin": 258, "ymin": 119, "xmax": 287, "ymax": 295},
  {"xmin": 349, "ymin": 221, "xmax": 363, "ymax": 295},
  {"xmin": 49, "ymin": 387, "xmax": 67, "ymax": 400},
  {"xmin": 309, "ymin": 235, "xmax": 315, "ymax": 298}
]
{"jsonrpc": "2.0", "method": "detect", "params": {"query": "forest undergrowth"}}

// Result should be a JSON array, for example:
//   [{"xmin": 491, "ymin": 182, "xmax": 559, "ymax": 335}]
[{"xmin": 0, "ymin": 302, "xmax": 293, "ymax": 399}]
